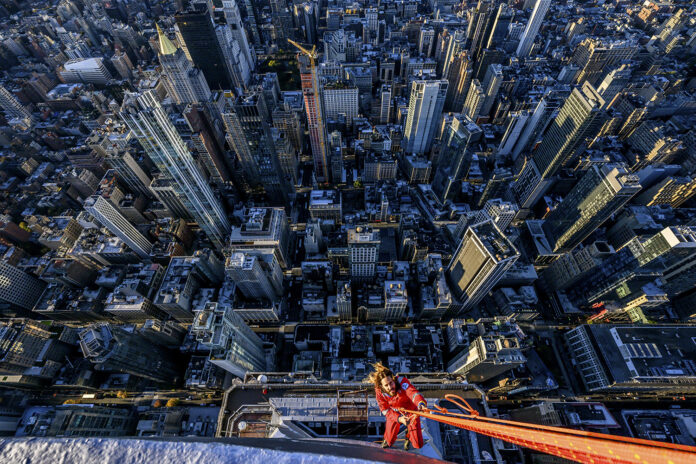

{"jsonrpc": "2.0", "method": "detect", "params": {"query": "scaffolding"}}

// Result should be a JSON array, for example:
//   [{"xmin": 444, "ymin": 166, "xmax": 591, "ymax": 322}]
[{"xmin": 336, "ymin": 389, "xmax": 369, "ymax": 437}]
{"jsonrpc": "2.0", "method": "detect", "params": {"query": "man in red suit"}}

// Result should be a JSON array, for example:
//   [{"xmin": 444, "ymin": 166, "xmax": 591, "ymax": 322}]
[{"xmin": 368, "ymin": 362, "xmax": 426, "ymax": 450}]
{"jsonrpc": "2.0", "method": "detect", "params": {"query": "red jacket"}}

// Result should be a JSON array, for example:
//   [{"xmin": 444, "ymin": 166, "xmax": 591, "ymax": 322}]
[{"xmin": 375, "ymin": 376, "xmax": 426, "ymax": 422}]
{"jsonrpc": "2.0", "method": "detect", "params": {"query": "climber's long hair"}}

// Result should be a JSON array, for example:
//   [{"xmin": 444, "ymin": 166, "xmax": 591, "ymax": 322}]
[{"xmin": 368, "ymin": 362, "xmax": 396, "ymax": 392}]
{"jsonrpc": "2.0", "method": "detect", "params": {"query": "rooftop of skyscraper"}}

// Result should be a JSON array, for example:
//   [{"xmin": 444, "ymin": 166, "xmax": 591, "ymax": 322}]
[
  {"xmin": 384, "ymin": 281, "xmax": 407, "ymax": 302},
  {"xmin": 468, "ymin": 220, "xmax": 519, "ymax": 261},
  {"xmin": 309, "ymin": 189, "xmax": 340, "ymax": 206},
  {"xmin": 228, "ymin": 208, "xmax": 287, "ymax": 243},
  {"xmin": 569, "ymin": 325, "xmax": 696, "ymax": 386},
  {"xmin": 347, "ymin": 224, "xmax": 379, "ymax": 241},
  {"xmin": 227, "ymin": 252, "xmax": 258, "ymax": 271}
]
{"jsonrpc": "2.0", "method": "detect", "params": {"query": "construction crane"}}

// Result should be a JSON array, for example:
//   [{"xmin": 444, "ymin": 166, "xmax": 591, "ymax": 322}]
[
  {"xmin": 288, "ymin": 39, "xmax": 329, "ymax": 182},
  {"xmin": 401, "ymin": 394, "xmax": 696, "ymax": 464}
]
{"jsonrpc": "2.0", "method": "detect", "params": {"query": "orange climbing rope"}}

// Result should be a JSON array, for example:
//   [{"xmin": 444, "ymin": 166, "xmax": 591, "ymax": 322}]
[{"xmin": 399, "ymin": 394, "xmax": 696, "ymax": 464}]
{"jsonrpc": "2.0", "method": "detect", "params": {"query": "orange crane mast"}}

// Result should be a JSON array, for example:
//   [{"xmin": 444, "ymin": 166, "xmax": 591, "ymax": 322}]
[{"xmin": 288, "ymin": 39, "xmax": 329, "ymax": 182}]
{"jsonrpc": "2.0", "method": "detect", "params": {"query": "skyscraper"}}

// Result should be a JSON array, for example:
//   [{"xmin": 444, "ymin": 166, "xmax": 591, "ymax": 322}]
[
  {"xmin": 103, "ymin": 151, "xmax": 152, "ymax": 198},
  {"xmin": 0, "ymin": 262, "xmax": 46, "ymax": 310},
  {"xmin": 120, "ymin": 91, "xmax": 230, "ymax": 250},
  {"xmin": 272, "ymin": 128, "xmax": 299, "ymax": 186},
  {"xmin": 84, "ymin": 195, "xmax": 152, "ymax": 259},
  {"xmin": 154, "ymin": 251, "xmax": 224, "ymax": 321},
  {"xmin": 348, "ymin": 226, "xmax": 380, "ymax": 280},
  {"xmin": 431, "ymin": 113, "xmax": 482, "ymax": 202},
  {"xmin": 403, "ymin": 80, "xmax": 448, "ymax": 154},
  {"xmin": 226, "ymin": 252, "xmax": 282, "ymax": 302},
  {"xmin": 110, "ymin": 50, "xmax": 133, "ymax": 79},
  {"xmin": 365, "ymin": 7, "xmax": 379, "ymax": 38},
  {"xmin": 571, "ymin": 38, "xmax": 637, "ymax": 87},
  {"xmin": 487, "ymin": 4, "xmax": 514, "ymax": 49},
  {"xmin": 543, "ymin": 164, "xmax": 641, "ymax": 253},
  {"xmin": 442, "ymin": 30, "xmax": 466, "ymax": 77},
  {"xmin": 447, "ymin": 333, "xmax": 525, "ymax": 381},
  {"xmin": 543, "ymin": 241, "xmax": 615, "ymax": 292},
  {"xmin": 336, "ymin": 281, "xmax": 352, "ymax": 321},
  {"xmin": 566, "ymin": 226, "xmax": 696, "ymax": 309},
  {"xmin": 419, "ymin": 27, "xmax": 435, "ymax": 57},
  {"xmin": 221, "ymin": 0, "xmax": 255, "ymax": 70},
  {"xmin": 79, "ymin": 324, "xmax": 179, "ymax": 384},
  {"xmin": 444, "ymin": 51, "xmax": 472, "ymax": 112},
  {"xmin": 215, "ymin": 24, "xmax": 252, "ymax": 91},
  {"xmin": 515, "ymin": 0, "xmax": 551, "ymax": 57},
  {"xmin": 477, "ymin": 167, "xmax": 514, "ymax": 208},
  {"xmin": 298, "ymin": 54, "xmax": 329, "ymax": 181},
  {"xmin": 149, "ymin": 176, "xmax": 194, "ymax": 221},
  {"xmin": 626, "ymin": 120, "xmax": 683, "ymax": 169},
  {"xmin": 467, "ymin": 0, "xmax": 497, "ymax": 62},
  {"xmin": 634, "ymin": 226, "xmax": 696, "ymax": 270},
  {"xmin": 0, "ymin": 84, "xmax": 32, "ymax": 122},
  {"xmin": 155, "ymin": 24, "xmax": 211, "ymax": 105},
  {"xmin": 634, "ymin": 226, "xmax": 696, "ymax": 297},
  {"xmin": 498, "ymin": 110, "xmax": 530, "ymax": 156},
  {"xmin": 477, "ymin": 199, "xmax": 518, "ymax": 231},
  {"xmin": 0, "ymin": 319, "xmax": 70, "ymax": 375},
  {"xmin": 221, "ymin": 90, "xmax": 290, "ymax": 205},
  {"xmin": 322, "ymin": 81, "xmax": 359, "ymax": 127},
  {"xmin": 596, "ymin": 65, "xmax": 632, "ymax": 104},
  {"xmin": 184, "ymin": 104, "xmax": 231, "ymax": 186},
  {"xmin": 241, "ymin": 0, "xmax": 262, "ymax": 46},
  {"xmin": 228, "ymin": 207, "xmax": 292, "ymax": 269},
  {"xmin": 59, "ymin": 58, "xmax": 113, "ymax": 85},
  {"xmin": 294, "ymin": 2, "xmax": 318, "ymax": 45},
  {"xmin": 175, "ymin": 5, "xmax": 232, "ymax": 90},
  {"xmin": 480, "ymin": 63, "xmax": 503, "ymax": 117},
  {"xmin": 473, "ymin": 48, "xmax": 506, "ymax": 81},
  {"xmin": 509, "ymin": 92, "xmax": 563, "ymax": 162},
  {"xmin": 514, "ymin": 83, "xmax": 606, "ymax": 208},
  {"xmin": 190, "ymin": 302, "xmax": 266, "ymax": 377},
  {"xmin": 270, "ymin": 0, "xmax": 293, "ymax": 40},
  {"xmin": 383, "ymin": 281, "xmax": 408, "ymax": 321},
  {"xmin": 447, "ymin": 220, "xmax": 520, "ymax": 312},
  {"xmin": 463, "ymin": 79, "xmax": 485, "ymax": 120},
  {"xmin": 634, "ymin": 176, "xmax": 696, "ymax": 208},
  {"xmin": 323, "ymin": 29, "xmax": 347, "ymax": 62},
  {"xmin": 273, "ymin": 101, "xmax": 304, "ymax": 153},
  {"xmin": 379, "ymin": 84, "xmax": 392, "ymax": 123}
]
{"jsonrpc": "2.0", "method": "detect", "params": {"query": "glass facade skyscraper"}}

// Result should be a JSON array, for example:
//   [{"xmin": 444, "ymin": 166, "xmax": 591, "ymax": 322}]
[
  {"xmin": 543, "ymin": 164, "xmax": 641, "ymax": 253},
  {"xmin": 120, "ymin": 90, "xmax": 230, "ymax": 250},
  {"xmin": 513, "ymin": 82, "xmax": 606, "ymax": 209},
  {"xmin": 403, "ymin": 79, "xmax": 448, "ymax": 155},
  {"xmin": 174, "ymin": 5, "xmax": 232, "ymax": 90}
]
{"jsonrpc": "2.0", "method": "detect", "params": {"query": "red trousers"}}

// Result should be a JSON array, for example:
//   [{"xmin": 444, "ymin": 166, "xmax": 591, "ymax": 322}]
[{"xmin": 384, "ymin": 415, "xmax": 424, "ymax": 448}]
